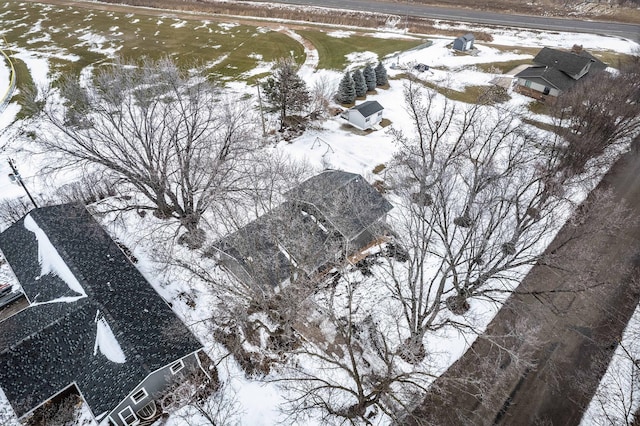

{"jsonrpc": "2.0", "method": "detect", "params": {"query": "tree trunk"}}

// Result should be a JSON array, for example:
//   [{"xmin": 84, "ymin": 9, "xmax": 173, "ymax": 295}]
[
  {"xmin": 178, "ymin": 211, "xmax": 205, "ymax": 249},
  {"xmin": 399, "ymin": 331, "xmax": 427, "ymax": 364}
]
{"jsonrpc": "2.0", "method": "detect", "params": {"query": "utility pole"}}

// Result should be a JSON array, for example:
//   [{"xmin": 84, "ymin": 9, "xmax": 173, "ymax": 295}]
[
  {"xmin": 256, "ymin": 80, "xmax": 267, "ymax": 139},
  {"xmin": 7, "ymin": 158, "xmax": 38, "ymax": 208}
]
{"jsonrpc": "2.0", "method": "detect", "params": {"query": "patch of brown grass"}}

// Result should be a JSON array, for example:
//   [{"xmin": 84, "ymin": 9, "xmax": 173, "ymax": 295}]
[{"xmin": 373, "ymin": 164, "xmax": 386, "ymax": 174}]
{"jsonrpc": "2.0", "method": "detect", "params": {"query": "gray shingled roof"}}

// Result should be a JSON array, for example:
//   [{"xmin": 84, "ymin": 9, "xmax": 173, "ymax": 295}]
[
  {"xmin": 0, "ymin": 204, "xmax": 202, "ymax": 419},
  {"xmin": 352, "ymin": 101, "xmax": 384, "ymax": 118},
  {"xmin": 214, "ymin": 208, "xmax": 295, "ymax": 291},
  {"xmin": 533, "ymin": 47, "xmax": 606, "ymax": 79},
  {"xmin": 516, "ymin": 47, "xmax": 607, "ymax": 94},
  {"xmin": 214, "ymin": 200, "xmax": 343, "ymax": 289},
  {"xmin": 285, "ymin": 170, "xmax": 393, "ymax": 241},
  {"xmin": 214, "ymin": 171, "xmax": 392, "ymax": 289},
  {"xmin": 515, "ymin": 66, "xmax": 575, "ymax": 91}
]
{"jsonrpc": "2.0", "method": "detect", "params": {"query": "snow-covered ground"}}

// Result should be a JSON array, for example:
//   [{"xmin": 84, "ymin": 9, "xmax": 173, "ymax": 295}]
[
  {"xmin": 161, "ymin": 29, "xmax": 637, "ymax": 424},
  {"xmin": 0, "ymin": 3, "xmax": 638, "ymax": 424},
  {"xmin": 582, "ymin": 304, "xmax": 640, "ymax": 426},
  {"xmin": 0, "ymin": 56, "xmax": 10, "ymax": 103}
]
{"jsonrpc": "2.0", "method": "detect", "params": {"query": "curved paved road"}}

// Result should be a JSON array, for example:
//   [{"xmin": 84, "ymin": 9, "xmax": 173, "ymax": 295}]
[{"xmin": 256, "ymin": 0, "xmax": 640, "ymax": 40}]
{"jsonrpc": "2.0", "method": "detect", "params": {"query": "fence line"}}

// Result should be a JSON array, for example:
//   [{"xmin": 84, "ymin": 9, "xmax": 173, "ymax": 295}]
[{"xmin": 0, "ymin": 39, "xmax": 17, "ymax": 115}]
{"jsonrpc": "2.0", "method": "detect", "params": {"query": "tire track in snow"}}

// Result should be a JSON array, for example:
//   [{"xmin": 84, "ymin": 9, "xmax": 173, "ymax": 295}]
[{"xmin": 277, "ymin": 28, "xmax": 319, "ymax": 79}]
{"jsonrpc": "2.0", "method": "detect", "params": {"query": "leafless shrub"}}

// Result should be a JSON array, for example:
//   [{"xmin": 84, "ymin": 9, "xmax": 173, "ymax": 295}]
[
  {"xmin": 552, "ymin": 58, "xmax": 640, "ymax": 177},
  {"xmin": 0, "ymin": 197, "xmax": 32, "ymax": 230},
  {"xmin": 159, "ymin": 365, "xmax": 239, "ymax": 426},
  {"xmin": 50, "ymin": 171, "xmax": 118, "ymax": 206},
  {"xmin": 24, "ymin": 393, "xmax": 82, "ymax": 426}
]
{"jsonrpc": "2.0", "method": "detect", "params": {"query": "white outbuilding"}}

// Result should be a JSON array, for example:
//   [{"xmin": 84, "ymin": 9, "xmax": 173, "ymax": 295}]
[{"xmin": 341, "ymin": 100, "xmax": 384, "ymax": 130}]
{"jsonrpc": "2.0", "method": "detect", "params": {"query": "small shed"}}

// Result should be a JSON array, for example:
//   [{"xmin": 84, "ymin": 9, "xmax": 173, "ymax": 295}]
[
  {"xmin": 453, "ymin": 33, "xmax": 475, "ymax": 51},
  {"xmin": 341, "ymin": 100, "xmax": 384, "ymax": 130}
]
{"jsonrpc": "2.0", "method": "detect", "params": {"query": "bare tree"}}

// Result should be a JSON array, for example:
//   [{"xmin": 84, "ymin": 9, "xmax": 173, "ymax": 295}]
[
  {"xmin": 582, "ymin": 336, "xmax": 640, "ymax": 425},
  {"xmin": 160, "ymin": 366, "xmax": 240, "ymax": 426},
  {"xmin": 382, "ymin": 80, "xmax": 586, "ymax": 356},
  {"xmin": 552, "ymin": 54, "xmax": 640, "ymax": 177},
  {"xmin": 261, "ymin": 57, "xmax": 311, "ymax": 131},
  {"xmin": 581, "ymin": 289, "xmax": 640, "ymax": 426},
  {"xmin": 23, "ymin": 57, "xmax": 258, "ymax": 247},
  {"xmin": 276, "ymin": 271, "xmax": 435, "ymax": 425},
  {"xmin": 0, "ymin": 197, "xmax": 32, "ymax": 230},
  {"xmin": 24, "ymin": 393, "xmax": 82, "ymax": 426},
  {"xmin": 308, "ymin": 74, "xmax": 338, "ymax": 119}
]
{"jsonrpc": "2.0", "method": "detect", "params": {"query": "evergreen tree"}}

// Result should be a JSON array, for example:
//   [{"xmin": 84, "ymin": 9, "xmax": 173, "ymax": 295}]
[
  {"xmin": 336, "ymin": 72, "xmax": 355, "ymax": 104},
  {"xmin": 363, "ymin": 64, "xmax": 377, "ymax": 92},
  {"xmin": 262, "ymin": 57, "xmax": 310, "ymax": 130},
  {"xmin": 375, "ymin": 61, "xmax": 388, "ymax": 87},
  {"xmin": 352, "ymin": 69, "xmax": 367, "ymax": 98}
]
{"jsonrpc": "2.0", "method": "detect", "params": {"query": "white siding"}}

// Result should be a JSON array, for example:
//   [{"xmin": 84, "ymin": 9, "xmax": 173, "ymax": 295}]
[
  {"xmin": 348, "ymin": 111, "xmax": 367, "ymax": 130},
  {"xmin": 517, "ymin": 78, "xmax": 559, "ymax": 97},
  {"xmin": 347, "ymin": 110, "xmax": 382, "ymax": 130}
]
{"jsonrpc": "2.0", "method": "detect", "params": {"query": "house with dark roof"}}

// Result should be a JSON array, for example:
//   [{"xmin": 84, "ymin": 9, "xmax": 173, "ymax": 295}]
[
  {"xmin": 514, "ymin": 46, "xmax": 606, "ymax": 101},
  {"xmin": 0, "ymin": 204, "xmax": 209, "ymax": 426},
  {"xmin": 211, "ymin": 170, "xmax": 393, "ymax": 290},
  {"xmin": 453, "ymin": 33, "xmax": 474, "ymax": 51},
  {"xmin": 341, "ymin": 100, "xmax": 384, "ymax": 130}
]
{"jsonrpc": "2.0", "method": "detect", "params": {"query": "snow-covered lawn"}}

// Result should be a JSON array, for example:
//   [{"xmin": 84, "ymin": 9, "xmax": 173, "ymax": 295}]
[
  {"xmin": 0, "ymin": 4, "xmax": 638, "ymax": 424},
  {"xmin": 582, "ymin": 304, "xmax": 640, "ymax": 426},
  {"xmin": 0, "ymin": 56, "xmax": 10, "ymax": 102}
]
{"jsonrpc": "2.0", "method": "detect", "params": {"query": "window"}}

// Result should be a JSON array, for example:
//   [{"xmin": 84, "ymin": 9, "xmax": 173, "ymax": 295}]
[
  {"xmin": 118, "ymin": 407, "xmax": 139, "ymax": 426},
  {"xmin": 524, "ymin": 80, "xmax": 532, "ymax": 88},
  {"xmin": 365, "ymin": 117, "xmax": 370, "ymax": 122},
  {"xmin": 170, "ymin": 360, "xmax": 185, "ymax": 374},
  {"xmin": 130, "ymin": 388, "xmax": 148, "ymax": 404}
]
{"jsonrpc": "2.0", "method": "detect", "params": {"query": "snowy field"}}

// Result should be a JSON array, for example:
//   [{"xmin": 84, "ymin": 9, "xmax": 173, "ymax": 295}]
[
  {"xmin": 0, "ymin": 58, "xmax": 9, "ymax": 103},
  {"xmin": 0, "ymin": 2, "xmax": 638, "ymax": 425}
]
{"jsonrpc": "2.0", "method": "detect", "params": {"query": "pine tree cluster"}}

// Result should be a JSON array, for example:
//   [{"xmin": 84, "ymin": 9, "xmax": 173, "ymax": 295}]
[{"xmin": 336, "ymin": 62, "xmax": 388, "ymax": 105}]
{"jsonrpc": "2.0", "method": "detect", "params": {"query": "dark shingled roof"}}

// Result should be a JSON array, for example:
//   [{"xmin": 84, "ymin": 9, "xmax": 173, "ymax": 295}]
[
  {"xmin": 0, "ymin": 204, "xmax": 202, "ymax": 419},
  {"xmin": 214, "ymin": 170, "xmax": 392, "ymax": 289},
  {"xmin": 351, "ymin": 101, "xmax": 384, "ymax": 118},
  {"xmin": 514, "ymin": 66, "xmax": 575, "ymax": 91},
  {"xmin": 214, "ymin": 209, "xmax": 295, "ymax": 292},
  {"xmin": 533, "ymin": 47, "xmax": 606, "ymax": 78},
  {"xmin": 516, "ymin": 47, "xmax": 607, "ymax": 94},
  {"xmin": 214, "ymin": 200, "xmax": 343, "ymax": 289},
  {"xmin": 285, "ymin": 170, "xmax": 393, "ymax": 241}
]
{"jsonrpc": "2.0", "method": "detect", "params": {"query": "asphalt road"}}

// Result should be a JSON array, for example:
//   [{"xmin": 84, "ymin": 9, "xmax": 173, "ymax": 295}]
[{"xmin": 255, "ymin": 0, "xmax": 640, "ymax": 40}]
